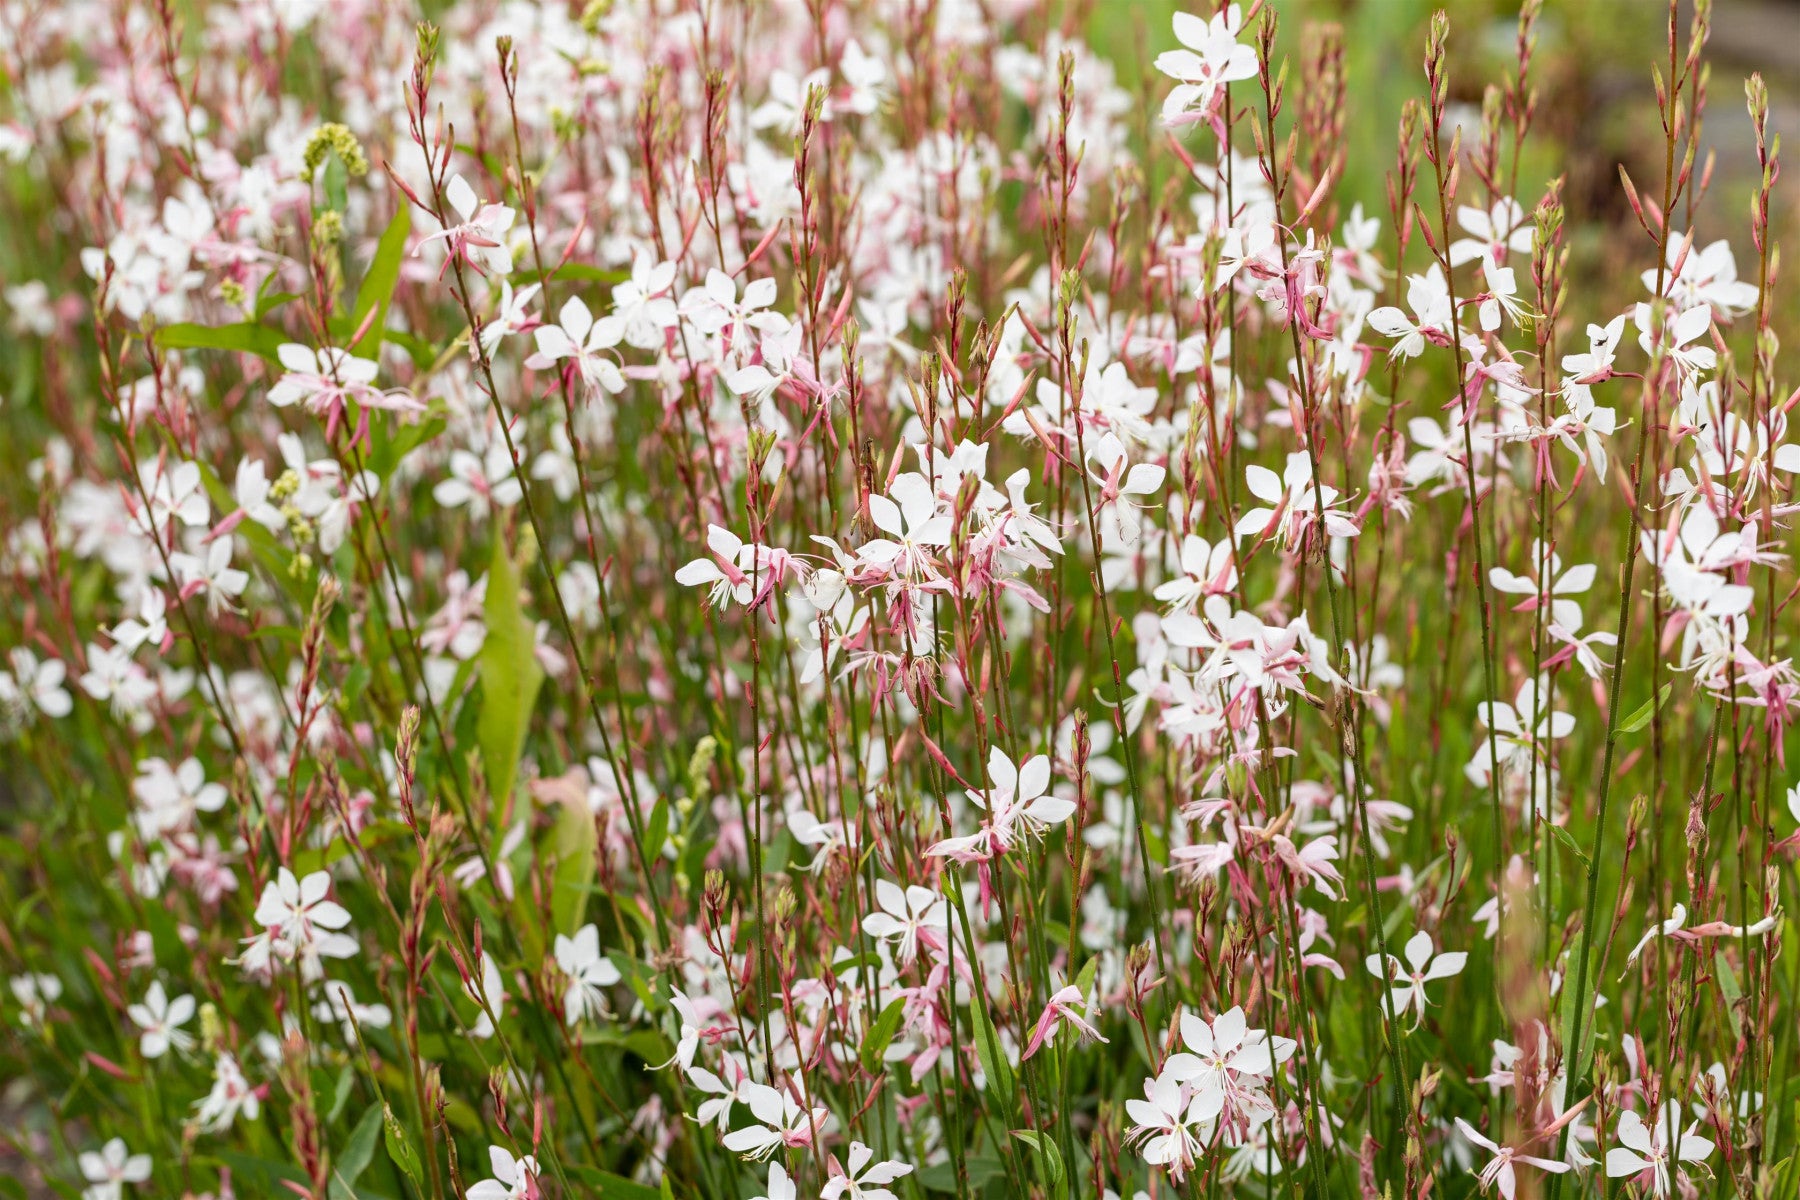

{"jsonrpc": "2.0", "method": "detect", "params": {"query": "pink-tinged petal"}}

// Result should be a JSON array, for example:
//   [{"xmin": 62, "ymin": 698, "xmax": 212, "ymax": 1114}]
[{"xmin": 1453, "ymin": 1117, "xmax": 1500, "ymax": 1156}]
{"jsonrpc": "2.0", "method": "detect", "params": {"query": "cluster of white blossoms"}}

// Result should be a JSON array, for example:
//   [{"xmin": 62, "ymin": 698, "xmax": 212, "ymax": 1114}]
[{"xmin": 0, "ymin": 0, "xmax": 1791, "ymax": 1198}]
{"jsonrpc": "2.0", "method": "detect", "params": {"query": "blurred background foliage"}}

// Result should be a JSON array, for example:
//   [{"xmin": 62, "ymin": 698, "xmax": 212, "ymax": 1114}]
[{"xmin": 1084, "ymin": 0, "xmax": 1799, "ymax": 331}]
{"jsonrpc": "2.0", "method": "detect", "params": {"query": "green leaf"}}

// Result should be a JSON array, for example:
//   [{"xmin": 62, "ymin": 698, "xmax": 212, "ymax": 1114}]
[
  {"xmin": 970, "ymin": 1000, "xmax": 1013, "ymax": 1098},
  {"xmin": 575, "ymin": 1025, "xmax": 668, "ymax": 1063},
  {"xmin": 326, "ymin": 1061, "xmax": 357, "ymax": 1122},
  {"xmin": 254, "ymin": 271, "xmax": 301, "ymax": 320},
  {"xmin": 328, "ymin": 1102, "xmax": 384, "ymax": 1200},
  {"xmin": 350, "ymin": 206, "xmax": 412, "ymax": 359},
  {"xmin": 859, "ymin": 996, "xmax": 908, "ymax": 1073},
  {"xmin": 1554, "ymin": 942, "xmax": 1598, "ymax": 1089},
  {"xmin": 364, "ymin": 410, "xmax": 445, "ymax": 482},
  {"xmin": 644, "ymin": 797, "xmax": 670, "ymax": 861},
  {"xmin": 1009, "ymin": 1130, "xmax": 1065, "ymax": 1191},
  {"xmin": 478, "ymin": 534, "xmax": 544, "ymax": 816},
  {"xmin": 1543, "ymin": 822, "xmax": 1590, "ymax": 866},
  {"xmin": 1141, "ymin": 823, "xmax": 1168, "ymax": 866},
  {"xmin": 564, "ymin": 1166, "xmax": 661, "ymax": 1200},
  {"xmin": 382, "ymin": 1103, "xmax": 425, "ymax": 1191},
  {"xmin": 144, "ymin": 899, "xmax": 184, "ymax": 967},
  {"xmin": 917, "ymin": 1156, "xmax": 1005, "ymax": 1193},
  {"xmin": 1715, "ymin": 949, "xmax": 1744, "ymax": 1036},
  {"xmin": 1618, "ymin": 682, "xmax": 1672, "ymax": 734},
  {"xmin": 549, "ymin": 786, "xmax": 597, "ymax": 937},
  {"xmin": 155, "ymin": 321, "xmax": 287, "ymax": 362},
  {"xmin": 1073, "ymin": 955, "xmax": 1098, "ymax": 1001}
]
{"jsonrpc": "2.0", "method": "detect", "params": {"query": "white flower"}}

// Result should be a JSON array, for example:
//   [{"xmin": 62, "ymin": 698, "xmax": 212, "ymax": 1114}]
[
  {"xmin": 1450, "ymin": 196, "xmax": 1533, "ymax": 266},
  {"xmin": 839, "ymin": 39, "xmax": 889, "ymax": 116},
  {"xmin": 822, "ymin": 1141, "xmax": 913, "ymax": 1200},
  {"xmin": 860, "ymin": 880, "xmax": 946, "ymax": 965},
  {"xmin": 680, "ymin": 268, "xmax": 789, "ymax": 346},
  {"xmin": 1153, "ymin": 534, "xmax": 1237, "ymax": 611},
  {"xmin": 131, "ymin": 755, "xmax": 227, "ymax": 839},
  {"xmin": 267, "ymin": 345, "xmax": 419, "ymax": 438},
  {"xmin": 244, "ymin": 867, "xmax": 356, "ymax": 979},
  {"xmin": 1643, "ymin": 236, "xmax": 1758, "ymax": 318},
  {"xmin": 721, "ymin": 1082, "xmax": 831, "ymax": 1159},
  {"xmin": 480, "ymin": 280, "xmax": 541, "ymax": 351},
  {"xmin": 969, "ymin": 745, "xmax": 1075, "ymax": 841},
  {"xmin": 421, "ymin": 175, "xmax": 515, "ymax": 277},
  {"xmin": 193, "ymin": 1052, "xmax": 260, "ymax": 1133},
  {"xmin": 863, "ymin": 473, "xmax": 951, "ymax": 577},
  {"xmin": 109, "ymin": 588, "xmax": 169, "ymax": 655},
  {"xmin": 1488, "ymin": 551, "xmax": 1596, "ymax": 632},
  {"xmin": 79, "ymin": 1138, "xmax": 151, "ymax": 1200},
  {"xmin": 687, "ymin": 1052, "xmax": 757, "ymax": 1131},
  {"xmin": 530, "ymin": 296, "xmax": 626, "ymax": 395},
  {"xmin": 1453, "ymin": 1117, "xmax": 1570, "ymax": 1200},
  {"xmin": 1125, "ymin": 1070, "xmax": 1222, "ymax": 1182},
  {"xmin": 1155, "ymin": 7, "xmax": 1257, "ymax": 127},
  {"xmin": 674, "ymin": 525, "xmax": 757, "ymax": 608},
  {"xmin": 136, "ymin": 459, "xmax": 211, "ymax": 534},
  {"xmin": 268, "ymin": 344, "xmax": 377, "ymax": 410},
  {"xmin": 1085, "ymin": 433, "xmax": 1166, "ymax": 546},
  {"xmin": 312, "ymin": 979, "xmax": 394, "ymax": 1040},
  {"xmin": 1634, "ymin": 302, "xmax": 1716, "ymax": 378},
  {"xmin": 1369, "ymin": 266, "xmax": 1453, "ymax": 359},
  {"xmin": 464, "ymin": 950, "xmax": 507, "ymax": 1039},
  {"xmin": 1605, "ymin": 1104, "xmax": 1714, "ymax": 1197},
  {"xmin": 433, "ymin": 442, "xmax": 524, "ymax": 520},
  {"xmin": 610, "ymin": 250, "xmax": 679, "ymax": 349},
  {"xmin": 9, "ymin": 972, "xmax": 62, "ymax": 1027},
  {"xmin": 750, "ymin": 68, "xmax": 832, "ymax": 134},
  {"xmin": 552, "ymin": 923, "xmax": 621, "ymax": 1026},
  {"xmin": 1234, "ymin": 451, "xmax": 1359, "ymax": 548},
  {"xmin": 1163, "ymin": 1005, "xmax": 1293, "ymax": 1109},
  {"xmin": 751, "ymin": 1162, "xmax": 798, "ymax": 1200},
  {"xmin": 1365, "ymin": 931, "xmax": 1466, "ymax": 1026},
  {"xmin": 1476, "ymin": 252, "xmax": 1528, "ymax": 332},
  {"xmin": 1560, "ymin": 315, "xmax": 1626, "ymax": 384},
  {"xmin": 1466, "ymin": 679, "xmax": 1573, "ymax": 787},
  {"xmin": 127, "ymin": 980, "xmax": 195, "ymax": 1058},
  {"xmin": 169, "ymin": 538, "xmax": 250, "ymax": 614},
  {"xmin": 467, "ymin": 1146, "xmax": 540, "ymax": 1200},
  {"xmin": 6, "ymin": 648, "xmax": 71, "ymax": 718}
]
